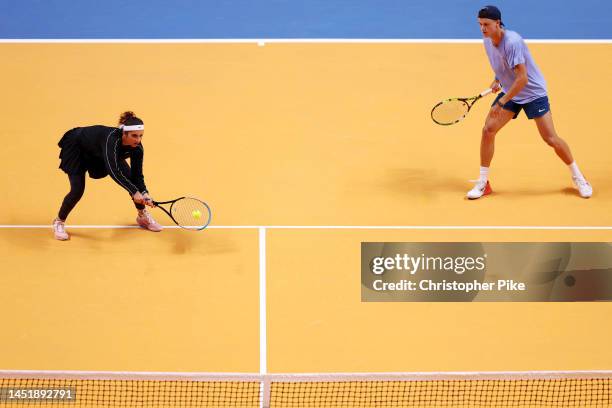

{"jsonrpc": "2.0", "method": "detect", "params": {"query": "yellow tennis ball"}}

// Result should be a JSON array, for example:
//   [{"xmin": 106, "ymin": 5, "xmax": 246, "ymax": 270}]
[{"xmin": 192, "ymin": 210, "xmax": 202, "ymax": 219}]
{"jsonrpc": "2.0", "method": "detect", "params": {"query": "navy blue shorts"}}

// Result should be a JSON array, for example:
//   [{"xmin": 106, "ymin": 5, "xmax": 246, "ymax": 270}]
[{"xmin": 492, "ymin": 92, "xmax": 550, "ymax": 119}]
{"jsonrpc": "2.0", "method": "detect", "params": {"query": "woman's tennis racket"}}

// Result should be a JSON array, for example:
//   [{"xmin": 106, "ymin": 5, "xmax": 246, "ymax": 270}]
[
  {"xmin": 431, "ymin": 88, "xmax": 494, "ymax": 126},
  {"xmin": 151, "ymin": 197, "xmax": 212, "ymax": 231}
]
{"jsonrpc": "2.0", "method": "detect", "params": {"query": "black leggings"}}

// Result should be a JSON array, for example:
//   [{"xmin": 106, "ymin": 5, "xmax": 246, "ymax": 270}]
[{"xmin": 58, "ymin": 173, "xmax": 144, "ymax": 221}]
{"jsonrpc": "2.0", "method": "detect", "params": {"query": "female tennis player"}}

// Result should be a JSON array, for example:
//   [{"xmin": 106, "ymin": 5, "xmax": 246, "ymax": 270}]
[
  {"xmin": 468, "ymin": 6, "xmax": 592, "ymax": 199},
  {"xmin": 53, "ymin": 111, "xmax": 162, "ymax": 240}
]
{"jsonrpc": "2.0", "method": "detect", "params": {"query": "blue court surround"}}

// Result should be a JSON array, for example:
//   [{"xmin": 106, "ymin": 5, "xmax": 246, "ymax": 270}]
[{"xmin": 1, "ymin": 0, "xmax": 611, "ymax": 39}]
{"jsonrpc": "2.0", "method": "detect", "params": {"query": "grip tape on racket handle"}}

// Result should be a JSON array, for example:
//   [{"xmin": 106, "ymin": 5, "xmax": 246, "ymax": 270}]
[{"xmin": 480, "ymin": 88, "xmax": 493, "ymax": 97}]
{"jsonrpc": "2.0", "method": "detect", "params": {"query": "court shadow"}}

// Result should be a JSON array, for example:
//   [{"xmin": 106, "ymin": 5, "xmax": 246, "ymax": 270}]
[
  {"xmin": 108, "ymin": 226, "xmax": 239, "ymax": 255},
  {"xmin": 561, "ymin": 187, "xmax": 581, "ymax": 197},
  {"xmin": 0, "ymin": 228, "xmax": 108, "ymax": 251},
  {"xmin": 383, "ymin": 168, "xmax": 468, "ymax": 197},
  {"xmin": 163, "ymin": 230, "xmax": 240, "ymax": 256},
  {"xmin": 65, "ymin": 229, "xmax": 115, "ymax": 250},
  {"xmin": 494, "ymin": 187, "xmax": 579, "ymax": 198},
  {"xmin": 107, "ymin": 226, "xmax": 146, "ymax": 242},
  {"xmin": 0, "ymin": 229, "xmax": 54, "ymax": 250},
  {"xmin": 1, "ymin": 225, "xmax": 236, "ymax": 256},
  {"xmin": 68, "ymin": 230, "xmax": 113, "ymax": 241},
  {"xmin": 106, "ymin": 226, "xmax": 184, "ymax": 251},
  {"xmin": 166, "ymin": 230, "xmax": 198, "ymax": 254}
]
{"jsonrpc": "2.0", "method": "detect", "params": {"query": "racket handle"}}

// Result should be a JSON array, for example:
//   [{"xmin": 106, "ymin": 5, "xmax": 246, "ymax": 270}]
[{"xmin": 480, "ymin": 88, "xmax": 493, "ymax": 97}]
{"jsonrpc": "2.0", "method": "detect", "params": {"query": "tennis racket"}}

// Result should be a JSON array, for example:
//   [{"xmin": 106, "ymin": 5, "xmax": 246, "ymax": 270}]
[
  {"xmin": 151, "ymin": 197, "xmax": 212, "ymax": 231},
  {"xmin": 431, "ymin": 88, "xmax": 494, "ymax": 126}
]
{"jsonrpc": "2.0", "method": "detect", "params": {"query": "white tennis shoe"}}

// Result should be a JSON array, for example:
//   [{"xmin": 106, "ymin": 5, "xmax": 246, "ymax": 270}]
[
  {"xmin": 466, "ymin": 180, "xmax": 492, "ymax": 200},
  {"xmin": 572, "ymin": 177, "xmax": 593, "ymax": 198},
  {"xmin": 137, "ymin": 210, "xmax": 163, "ymax": 232},
  {"xmin": 52, "ymin": 218, "xmax": 70, "ymax": 241}
]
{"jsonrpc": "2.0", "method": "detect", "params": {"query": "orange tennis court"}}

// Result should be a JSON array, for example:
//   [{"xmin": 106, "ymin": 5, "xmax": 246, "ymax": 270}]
[{"xmin": 1, "ymin": 40, "xmax": 611, "ymax": 407}]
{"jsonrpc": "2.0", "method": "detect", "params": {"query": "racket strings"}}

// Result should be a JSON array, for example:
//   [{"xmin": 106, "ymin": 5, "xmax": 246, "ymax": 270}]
[
  {"xmin": 170, "ymin": 198, "xmax": 210, "ymax": 230},
  {"xmin": 431, "ymin": 99, "xmax": 470, "ymax": 125}
]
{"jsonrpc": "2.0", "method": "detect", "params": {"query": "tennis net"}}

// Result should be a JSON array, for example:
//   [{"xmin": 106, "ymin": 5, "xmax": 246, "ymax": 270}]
[{"xmin": 1, "ymin": 370, "xmax": 611, "ymax": 407}]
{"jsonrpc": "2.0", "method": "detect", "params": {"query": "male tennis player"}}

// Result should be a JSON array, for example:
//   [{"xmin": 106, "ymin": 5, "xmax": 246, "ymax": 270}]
[
  {"xmin": 467, "ymin": 6, "xmax": 592, "ymax": 199},
  {"xmin": 53, "ymin": 111, "xmax": 162, "ymax": 240}
]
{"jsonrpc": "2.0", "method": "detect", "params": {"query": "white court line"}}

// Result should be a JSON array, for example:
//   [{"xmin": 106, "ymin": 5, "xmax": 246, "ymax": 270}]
[
  {"xmin": 259, "ymin": 227, "xmax": 267, "ymax": 374},
  {"xmin": 1, "ymin": 225, "xmax": 612, "ymax": 230},
  {"xmin": 258, "ymin": 227, "xmax": 269, "ymax": 408},
  {"xmin": 0, "ymin": 39, "xmax": 610, "ymax": 44}
]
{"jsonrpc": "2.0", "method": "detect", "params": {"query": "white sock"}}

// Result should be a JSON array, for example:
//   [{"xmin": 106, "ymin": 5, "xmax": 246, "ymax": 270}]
[
  {"xmin": 569, "ymin": 162, "xmax": 584, "ymax": 180},
  {"xmin": 479, "ymin": 166, "xmax": 489, "ymax": 182}
]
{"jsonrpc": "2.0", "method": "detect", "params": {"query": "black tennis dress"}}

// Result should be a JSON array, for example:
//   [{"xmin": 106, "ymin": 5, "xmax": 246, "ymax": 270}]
[{"xmin": 58, "ymin": 126, "xmax": 147, "ymax": 195}]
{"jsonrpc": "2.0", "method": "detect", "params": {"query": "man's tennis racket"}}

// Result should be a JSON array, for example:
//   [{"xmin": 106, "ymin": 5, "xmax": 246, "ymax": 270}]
[
  {"xmin": 151, "ymin": 197, "xmax": 212, "ymax": 231},
  {"xmin": 431, "ymin": 88, "xmax": 494, "ymax": 126}
]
